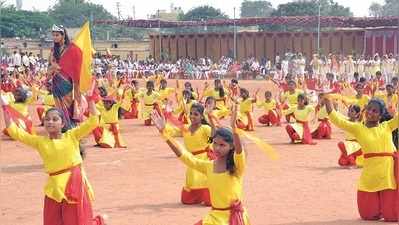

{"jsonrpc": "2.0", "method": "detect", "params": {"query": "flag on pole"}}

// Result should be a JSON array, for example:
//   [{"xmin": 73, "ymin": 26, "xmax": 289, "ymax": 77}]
[{"xmin": 59, "ymin": 21, "xmax": 93, "ymax": 92}]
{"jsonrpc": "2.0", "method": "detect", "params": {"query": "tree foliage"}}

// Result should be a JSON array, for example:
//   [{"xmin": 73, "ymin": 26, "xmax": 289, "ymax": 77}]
[
  {"xmin": 369, "ymin": 3, "xmax": 384, "ymax": 17},
  {"xmin": 0, "ymin": 0, "xmax": 147, "ymax": 40},
  {"xmin": 260, "ymin": 0, "xmax": 352, "ymax": 31},
  {"xmin": 369, "ymin": 0, "xmax": 399, "ymax": 17},
  {"xmin": 240, "ymin": 0, "xmax": 274, "ymax": 18},
  {"xmin": 272, "ymin": 0, "xmax": 352, "ymax": 17},
  {"xmin": 179, "ymin": 6, "xmax": 228, "ymax": 21},
  {"xmin": 0, "ymin": 5, "xmax": 54, "ymax": 38},
  {"xmin": 49, "ymin": 1, "xmax": 114, "ymax": 28}
]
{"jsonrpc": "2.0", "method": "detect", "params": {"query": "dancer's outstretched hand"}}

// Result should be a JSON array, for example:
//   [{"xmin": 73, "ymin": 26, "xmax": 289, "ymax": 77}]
[{"xmin": 151, "ymin": 110, "xmax": 166, "ymax": 133}]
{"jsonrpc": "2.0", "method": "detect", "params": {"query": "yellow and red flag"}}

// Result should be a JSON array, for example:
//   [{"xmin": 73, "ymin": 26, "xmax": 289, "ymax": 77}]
[{"xmin": 59, "ymin": 21, "xmax": 93, "ymax": 92}]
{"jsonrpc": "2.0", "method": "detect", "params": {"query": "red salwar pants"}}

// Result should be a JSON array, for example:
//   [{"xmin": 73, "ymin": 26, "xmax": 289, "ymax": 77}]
[
  {"xmin": 357, "ymin": 152, "xmax": 398, "ymax": 222},
  {"xmin": 258, "ymin": 110, "xmax": 280, "ymax": 126},
  {"xmin": 44, "ymin": 195, "xmax": 104, "ymax": 225},
  {"xmin": 311, "ymin": 119, "xmax": 332, "ymax": 139}
]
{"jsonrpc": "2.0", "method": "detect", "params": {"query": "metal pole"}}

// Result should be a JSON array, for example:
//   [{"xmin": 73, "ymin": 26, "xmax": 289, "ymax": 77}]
[
  {"xmin": 158, "ymin": 10, "xmax": 162, "ymax": 62},
  {"xmin": 233, "ymin": 7, "xmax": 237, "ymax": 60},
  {"xmin": 317, "ymin": 3, "xmax": 321, "ymax": 54}
]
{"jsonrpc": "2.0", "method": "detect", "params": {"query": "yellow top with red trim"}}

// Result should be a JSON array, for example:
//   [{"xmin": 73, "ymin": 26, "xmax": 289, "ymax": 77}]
[
  {"xmin": 98, "ymin": 100, "xmax": 131, "ymax": 124},
  {"xmin": 179, "ymin": 148, "xmax": 250, "ymax": 224},
  {"xmin": 158, "ymin": 87, "xmax": 175, "ymax": 104},
  {"xmin": 329, "ymin": 110, "xmax": 398, "ymax": 192},
  {"xmin": 284, "ymin": 105, "xmax": 314, "ymax": 121},
  {"xmin": 281, "ymin": 89, "xmax": 303, "ymax": 107},
  {"xmin": 6, "ymin": 116, "xmax": 100, "ymax": 202},
  {"xmin": 257, "ymin": 99, "xmax": 277, "ymax": 112},
  {"xmin": 239, "ymin": 98, "xmax": 254, "ymax": 114},
  {"xmin": 342, "ymin": 95, "xmax": 370, "ymax": 109},
  {"xmin": 203, "ymin": 88, "xmax": 228, "ymax": 109},
  {"xmin": 182, "ymin": 125, "xmax": 212, "ymax": 153}
]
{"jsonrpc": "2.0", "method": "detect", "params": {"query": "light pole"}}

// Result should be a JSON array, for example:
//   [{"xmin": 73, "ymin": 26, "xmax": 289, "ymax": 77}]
[
  {"xmin": 233, "ymin": 7, "xmax": 237, "ymax": 60},
  {"xmin": 158, "ymin": 10, "xmax": 162, "ymax": 62},
  {"xmin": 317, "ymin": 2, "xmax": 321, "ymax": 54}
]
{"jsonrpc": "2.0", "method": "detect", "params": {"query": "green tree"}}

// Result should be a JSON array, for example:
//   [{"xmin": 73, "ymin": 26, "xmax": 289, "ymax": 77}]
[
  {"xmin": 369, "ymin": 0, "xmax": 399, "ymax": 16},
  {"xmin": 382, "ymin": 0, "xmax": 399, "ymax": 16},
  {"xmin": 49, "ymin": 1, "xmax": 147, "ymax": 40},
  {"xmin": 264, "ymin": 0, "xmax": 353, "ymax": 31},
  {"xmin": 0, "ymin": 5, "xmax": 54, "ymax": 38},
  {"xmin": 369, "ymin": 2, "xmax": 383, "ymax": 17},
  {"xmin": 49, "ymin": 1, "xmax": 114, "ymax": 28},
  {"xmin": 179, "ymin": 6, "xmax": 228, "ymax": 21},
  {"xmin": 240, "ymin": 0, "xmax": 274, "ymax": 18},
  {"xmin": 172, "ymin": 6, "xmax": 230, "ymax": 34},
  {"xmin": 272, "ymin": 0, "xmax": 352, "ymax": 17}
]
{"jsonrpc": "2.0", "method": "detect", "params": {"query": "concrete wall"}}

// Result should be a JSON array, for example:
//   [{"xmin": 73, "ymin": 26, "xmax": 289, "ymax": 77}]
[{"xmin": 150, "ymin": 31, "xmax": 370, "ymax": 61}]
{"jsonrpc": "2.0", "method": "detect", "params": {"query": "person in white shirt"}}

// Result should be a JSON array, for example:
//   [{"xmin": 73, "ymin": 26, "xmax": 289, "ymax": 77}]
[
  {"xmin": 21, "ymin": 52, "xmax": 29, "ymax": 68},
  {"xmin": 13, "ymin": 51, "xmax": 22, "ymax": 68}
]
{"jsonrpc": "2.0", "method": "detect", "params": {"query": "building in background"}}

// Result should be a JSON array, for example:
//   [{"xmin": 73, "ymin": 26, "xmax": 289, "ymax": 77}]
[{"xmin": 150, "ymin": 4, "xmax": 183, "ymax": 21}]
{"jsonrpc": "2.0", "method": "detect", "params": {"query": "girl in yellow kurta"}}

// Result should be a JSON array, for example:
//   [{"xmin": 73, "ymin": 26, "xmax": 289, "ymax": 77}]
[
  {"xmin": 173, "ymin": 90, "xmax": 197, "ymax": 125},
  {"xmin": 375, "ymin": 84, "xmax": 398, "ymax": 116},
  {"xmin": 122, "ymin": 80, "xmax": 140, "ymax": 119},
  {"xmin": 135, "ymin": 80, "xmax": 161, "ymax": 126},
  {"xmin": 151, "ymin": 104, "xmax": 250, "ymax": 225},
  {"xmin": 203, "ymin": 79, "xmax": 229, "ymax": 119},
  {"xmin": 336, "ymin": 104, "xmax": 364, "ymax": 168},
  {"xmin": 176, "ymin": 80, "xmax": 199, "ymax": 100},
  {"xmin": 342, "ymin": 83, "xmax": 370, "ymax": 110},
  {"xmin": 257, "ymin": 91, "xmax": 281, "ymax": 126},
  {"xmin": 280, "ymin": 80, "xmax": 304, "ymax": 122},
  {"xmin": 325, "ymin": 97, "xmax": 398, "ymax": 222},
  {"xmin": 284, "ymin": 94, "xmax": 315, "ymax": 144},
  {"xmin": 204, "ymin": 96, "xmax": 221, "ymax": 128},
  {"xmin": 234, "ymin": 88, "xmax": 257, "ymax": 131},
  {"xmin": 0, "ymin": 95, "xmax": 105, "ymax": 225},
  {"xmin": 92, "ymin": 95, "xmax": 131, "ymax": 148},
  {"xmin": 311, "ymin": 93, "xmax": 332, "ymax": 139},
  {"xmin": 164, "ymin": 103, "xmax": 215, "ymax": 206},
  {"xmin": 158, "ymin": 79, "xmax": 175, "ymax": 108}
]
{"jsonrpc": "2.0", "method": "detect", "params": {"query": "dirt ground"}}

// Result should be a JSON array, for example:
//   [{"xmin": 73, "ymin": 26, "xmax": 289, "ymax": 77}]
[{"xmin": 0, "ymin": 80, "xmax": 395, "ymax": 225}]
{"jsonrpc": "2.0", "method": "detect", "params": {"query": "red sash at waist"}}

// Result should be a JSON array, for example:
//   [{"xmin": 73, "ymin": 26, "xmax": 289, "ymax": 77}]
[
  {"xmin": 212, "ymin": 201, "xmax": 245, "ymax": 225},
  {"xmin": 318, "ymin": 118, "xmax": 329, "ymax": 122}
]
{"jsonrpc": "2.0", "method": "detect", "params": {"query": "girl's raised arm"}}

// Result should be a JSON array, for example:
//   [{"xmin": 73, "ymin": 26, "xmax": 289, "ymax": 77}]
[
  {"xmin": 151, "ymin": 110, "xmax": 209, "ymax": 174},
  {"xmin": 231, "ymin": 104, "xmax": 243, "ymax": 154}
]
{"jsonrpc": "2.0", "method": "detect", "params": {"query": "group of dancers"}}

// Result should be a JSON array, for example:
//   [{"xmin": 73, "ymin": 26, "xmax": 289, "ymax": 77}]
[{"xmin": 1, "ymin": 24, "xmax": 399, "ymax": 225}]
